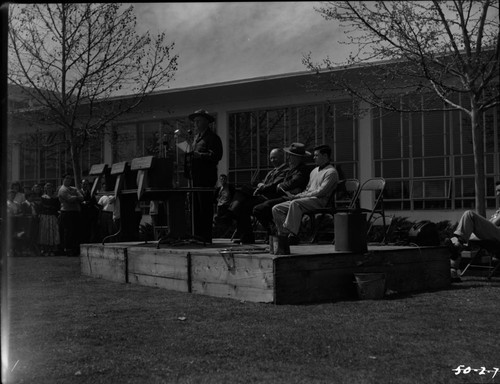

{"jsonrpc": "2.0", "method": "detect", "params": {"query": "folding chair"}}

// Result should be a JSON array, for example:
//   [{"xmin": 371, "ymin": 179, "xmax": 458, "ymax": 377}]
[
  {"xmin": 304, "ymin": 178, "xmax": 360, "ymax": 243},
  {"xmin": 353, "ymin": 178, "xmax": 388, "ymax": 243},
  {"xmin": 368, "ymin": 214, "xmax": 395, "ymax": 244},
  {"xmin": 460, "ymin": 239, "xmax": 500, "ymax": 280}
]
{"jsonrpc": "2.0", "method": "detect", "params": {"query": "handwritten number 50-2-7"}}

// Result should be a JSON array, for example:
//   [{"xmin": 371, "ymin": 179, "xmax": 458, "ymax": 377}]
[{"xmin": 452, "ymin": 365, "xmax": 499, "ymax": 379}]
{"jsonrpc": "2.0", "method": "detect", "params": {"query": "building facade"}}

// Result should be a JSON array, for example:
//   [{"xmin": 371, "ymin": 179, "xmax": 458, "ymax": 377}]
[{"xmin": 8, "ymin": 69, "xmax": 500, "ymax": 223}]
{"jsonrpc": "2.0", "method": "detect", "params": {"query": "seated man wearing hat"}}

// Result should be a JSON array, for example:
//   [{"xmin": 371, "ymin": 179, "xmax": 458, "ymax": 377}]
[
  {"xmin": 188, "ymin": 109, "xmax": 223, "ymax": 244},
  {"xmin": 252, "ymin": 143, "xmax": 311, "ymax": 239},
  {"xmin": 220, "ymin": 148, "xmax": 289, "ymax": 244},
  {"xmin": 272, "ymin": 144, "xmax": 339, "ymax": 245}
]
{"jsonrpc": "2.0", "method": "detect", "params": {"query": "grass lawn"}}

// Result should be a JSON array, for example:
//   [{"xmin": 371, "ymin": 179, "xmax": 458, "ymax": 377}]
[{"xmin": 3, "ymin": 256, "xmax": 500, "ymax": 384}]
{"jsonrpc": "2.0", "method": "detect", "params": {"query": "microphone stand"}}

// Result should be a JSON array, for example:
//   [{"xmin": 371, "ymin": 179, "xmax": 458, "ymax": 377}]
[
  {"xmin": 174, "ymin": 130, "xmax": 180, "ymax": 187},
  {"xmin": 186, "ymin": 131, "xmax": 195, "ymax": 238}
]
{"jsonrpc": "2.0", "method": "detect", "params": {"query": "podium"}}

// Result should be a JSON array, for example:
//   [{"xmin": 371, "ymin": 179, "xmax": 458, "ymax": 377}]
[
  {"xmin": 89, "ymin": 163, "xmax": 114, "ymax": 197},
  {"xmin": 92, "ymin": 156, "xmax": 215, "ymax": 244},
  {"xmin": 122, "ymin": 156, "xmax": 192, "ymax": 241},
  {"xmin": 111, "ymin": 161, "xmax": 137, "ymax": 194},
  {"xmin": 110, "ymin": 161, "xmax": 139, "ymax": 241},
  {"xmin": 131, "ymin": 156, "xmax": 173, "ymax": 199}
]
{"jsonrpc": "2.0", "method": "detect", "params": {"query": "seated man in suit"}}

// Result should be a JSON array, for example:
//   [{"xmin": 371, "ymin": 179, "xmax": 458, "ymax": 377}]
[
  {"xmin": 213, "ymin": 174, "xmax": 235, "ymax": 225},
  {"xmin": 222, "ymin": 148, "xmax": 288, "ymax": 244},
  {"xmin": 272, "ymin": 144, "xmax": 339, "ymax": 245},
  {"xmin": 252, "ymin": 143, "xmax": 311, "ymax": 238}
]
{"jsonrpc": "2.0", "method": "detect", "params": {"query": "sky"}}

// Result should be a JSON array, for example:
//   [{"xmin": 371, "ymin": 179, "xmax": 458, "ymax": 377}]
[{"xmin": 130, "ymin": 2, "xmax": 349, "ymax": 90}]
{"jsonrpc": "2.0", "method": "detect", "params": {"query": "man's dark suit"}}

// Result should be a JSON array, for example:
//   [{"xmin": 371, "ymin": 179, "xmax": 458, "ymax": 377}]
[
  {"xmin": 252, "ymin": 162, "xmax": 310, "ymax": 232},
  {"xmin": 191, "ymin": 128, "xmax": 223, "ymax": 243},
  {"xmin": 228, "ymin": 163, "xmax": 289, "ymax": 243}
]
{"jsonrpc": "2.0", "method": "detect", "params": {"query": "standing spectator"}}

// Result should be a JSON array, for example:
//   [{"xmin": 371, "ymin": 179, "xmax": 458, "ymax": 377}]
[
  {"xmin": 98, "ymin": 184, "xmax": 118, "ymax": 240},
  {"xmin": 30, "ymin": 184, "xmax": 43, "ymax": 217},
  {"xmin": 32, "ymin": 183, "xmax": 43, "ymax": 198},
  {"xmin": 38, "ymin": 183, "xmax": 61, "ymax": 256},
  {"xmin": 58, "ymin": 174, "xmax": 84, "ymax": 256},
  {"xmin": 18, "ymin": 191, "xmax": 41, "ymax": 255},
  {"xmin": 80, "ymin": 179, "xmax": 99, "ymax": 243},
  {"xmin": 11, "ymin": 181, "xmax": 26, "ymax": 204},
  {"xmin": 7, "ymin": 189, "xmax": 21, "ymax": 215}
]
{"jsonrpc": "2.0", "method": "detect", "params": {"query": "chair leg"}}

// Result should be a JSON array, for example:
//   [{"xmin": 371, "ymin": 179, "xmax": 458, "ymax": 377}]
[
  {"xmin": 487, "ymin": 253, "xmax": 500, "ymax": 280},
  {"xmin": 308, "ymin": 214, "xmax": 317, "ymax": 244},
  {"xmin": 461, "ymin": 246, "xmax": 499, "ymax": 278},
  {"xmin": 230, "ymin": 228, "xmax": 237, "ymax": 241}
]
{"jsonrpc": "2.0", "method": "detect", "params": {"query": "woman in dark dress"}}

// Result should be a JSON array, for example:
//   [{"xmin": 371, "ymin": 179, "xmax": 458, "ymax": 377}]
[{"xmin": 38, "ymin": 183, "xmax": 61, "ymax": 256}]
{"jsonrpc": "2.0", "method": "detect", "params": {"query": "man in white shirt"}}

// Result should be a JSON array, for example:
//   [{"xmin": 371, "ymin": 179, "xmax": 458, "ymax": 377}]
[
  {"xmin": 58, "ymin": 174, "xmax": 84, "ymax": 256},
  {"xmin": 272, "ymin": 144, "xmax": 339, "ymax": 245},
  {"xmin": 98, "ymin": 183, "xmax": 118, "ymax": 240}
]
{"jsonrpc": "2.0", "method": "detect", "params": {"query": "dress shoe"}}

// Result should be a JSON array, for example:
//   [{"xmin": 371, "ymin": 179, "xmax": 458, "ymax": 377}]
[
  {"xmin": 288, "ymin": 234, "xmax": 300, "ymax": 245},
  {"xmin": 444, "ymin": 237, "xmax": 464, "ymax": 259},
  {"xmin": 239, "ymin": 234, "xmax": 255, "ymax": 244},
  {"xmin": 215, "ymin": 215, "xmax": 233, "ymax": 226},
  {"xmin": 450, "ymin": 268, "xmax": 462, "ymax": 283}
]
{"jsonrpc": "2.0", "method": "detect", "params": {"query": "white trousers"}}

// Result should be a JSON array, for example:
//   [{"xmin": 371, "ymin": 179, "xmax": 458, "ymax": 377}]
[
  {"xmin": 454, "ymin": 210, "xmax": 500, "ymax": 243},
  {"xmin": 272, "ymin": 197, "xmax": 324, "ymax": 236}
]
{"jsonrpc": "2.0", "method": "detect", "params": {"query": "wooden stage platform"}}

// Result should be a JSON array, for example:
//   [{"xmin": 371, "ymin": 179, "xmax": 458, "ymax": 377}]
[{"xmin": 80, "ymin": 239, "xmax": 451, "ymax": 304}]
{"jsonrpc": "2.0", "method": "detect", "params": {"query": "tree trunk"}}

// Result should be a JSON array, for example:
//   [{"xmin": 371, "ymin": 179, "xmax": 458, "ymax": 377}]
[
  {"xmin": 70, "ymin": 141, "xmax": 82, "ymax": 190},
  {"xmin": 471, "ymin": 106, "xmax": 486, "ymax": 217}
]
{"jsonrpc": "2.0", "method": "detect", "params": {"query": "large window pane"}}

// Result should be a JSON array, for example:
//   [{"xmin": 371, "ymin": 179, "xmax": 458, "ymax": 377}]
[
  {"xmin": 113, "ymin": 124, "xmax": 137, "ymax": 162},
  {"xmin": 228, "ymin": 102, "xmax": 358, "ymax": 186}
]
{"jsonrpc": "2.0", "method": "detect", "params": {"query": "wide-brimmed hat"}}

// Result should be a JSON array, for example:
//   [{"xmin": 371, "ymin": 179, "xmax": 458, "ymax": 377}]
[
  {"xmin": 283, "ymin": 142, "xmax": 311, "ymax": 157},
  {"xmin": 188, "ymin": 109, "xmax": 215, "ymax": 123}
]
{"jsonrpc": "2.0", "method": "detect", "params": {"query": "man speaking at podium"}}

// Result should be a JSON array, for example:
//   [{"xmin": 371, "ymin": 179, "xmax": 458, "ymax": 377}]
[{"xmin": 188, "ymin": 109, "xmax": 223, "ymax": 244}]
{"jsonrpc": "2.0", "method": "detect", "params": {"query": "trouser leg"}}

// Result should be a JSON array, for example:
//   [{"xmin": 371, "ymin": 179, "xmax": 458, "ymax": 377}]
[
  {"xmin": 283, "ymin": 198, "xmax": 324, "ymax": 236},
  {"xmin": 61, "ymin": 211, "xmax": 81, "ymax": 254},
  {"xmin": 272, "ymin": 201, "xmax": 291, "ymax": 235},
  {"xmin": 193, "ymin": 191, "xmax": 214, "ymax": 242},
  {"xmin": 454, "ymin": 210, "xmax": 500, "ymax": 243},
  {"xmin": 253, "ymin": 197, "xmax": 286, "ymax": 230}
]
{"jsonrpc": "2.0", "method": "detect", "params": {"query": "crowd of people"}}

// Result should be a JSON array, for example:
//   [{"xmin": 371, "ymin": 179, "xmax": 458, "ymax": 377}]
[{"xmin": 7, "ymin": 174, "xmax": 117, "ymax": 257}]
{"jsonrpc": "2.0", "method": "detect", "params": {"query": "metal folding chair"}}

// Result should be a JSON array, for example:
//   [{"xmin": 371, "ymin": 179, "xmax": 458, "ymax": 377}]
[
  {"xmin": 353, "ymin": 178, "xmax": 388, "ymax": 243},
  {"xmin": 461, "ymin": 239, "xmax": 500, "ymax": 280}
]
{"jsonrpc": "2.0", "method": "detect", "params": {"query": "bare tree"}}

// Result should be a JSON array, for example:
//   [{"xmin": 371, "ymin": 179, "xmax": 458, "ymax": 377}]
[
  {"xmin": 8, "ymin": 3, "xmax": 178, "ymax": 186},
  {"xmin": 304, "ymin": 0, "xmax": 499, "ymax": 216}
]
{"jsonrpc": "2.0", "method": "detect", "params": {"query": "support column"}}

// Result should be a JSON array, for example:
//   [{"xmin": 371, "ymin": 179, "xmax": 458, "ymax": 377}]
[
  {"xmin": 10, "ymin": 139, "xmax": 21, "ymax": 182},
  {"xmin": 214, "ymin": 110, "xmax": 228, "ymax": 176},
  {"xmin": 103, "ymin": 128, "xmax": 113, "ymax": 166},
  {"xmin": 358, "ymin": 101, "xmax": 374, "ymax": 209}
]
